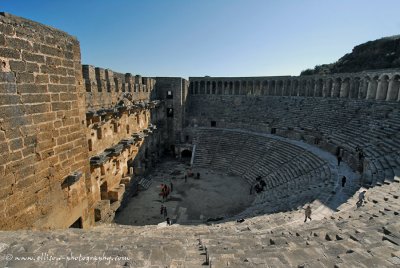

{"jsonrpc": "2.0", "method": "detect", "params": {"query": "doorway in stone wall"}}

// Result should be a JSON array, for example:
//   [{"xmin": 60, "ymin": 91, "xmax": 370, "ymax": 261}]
[
  {"xmin": 69, "ymin": 217, "xmax": 83, "ymax": 228},
  {"xmin": 100, "ymin": 181, "xmax": 108, "ymax": 200},
  {"xmin": 181, "ymin": 149, "xmax": 192, "ymax": 160}
]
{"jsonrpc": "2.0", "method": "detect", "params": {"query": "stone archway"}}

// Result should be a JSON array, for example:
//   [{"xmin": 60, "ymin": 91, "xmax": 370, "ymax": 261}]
[{"xmin": 181, "ymin": 149, "xmax": 192, "ymax": 159}]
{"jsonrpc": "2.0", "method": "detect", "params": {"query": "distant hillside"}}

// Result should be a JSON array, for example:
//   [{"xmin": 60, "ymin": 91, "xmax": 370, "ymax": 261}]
[{"xmin": 301, "ymin": 35, "xmax": 400, "ymax": 75}]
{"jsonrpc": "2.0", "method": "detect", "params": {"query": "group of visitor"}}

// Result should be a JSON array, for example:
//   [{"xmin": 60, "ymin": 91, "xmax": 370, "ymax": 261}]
[{"xmin": 251, "ymin": 176, "xmax": 266, "ymax": 194}]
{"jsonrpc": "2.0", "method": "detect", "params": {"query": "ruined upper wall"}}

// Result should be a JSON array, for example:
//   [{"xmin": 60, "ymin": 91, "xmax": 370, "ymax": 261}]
[
  {"xmin": 0, "ymin": 12, "xmax": 92, "ymax": 229},
  {"xmin": 83, "ymin": 65, "xmax": 155, "ymax": 110},
  {"xmin": 189, "ymin": 69, "xmax": 400, "ymax": 101}
]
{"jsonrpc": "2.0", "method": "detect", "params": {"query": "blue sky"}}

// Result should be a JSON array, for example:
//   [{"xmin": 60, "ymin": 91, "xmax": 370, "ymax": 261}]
[{"xmin": 1, "ymin": 0, "xmax": 400, "ymax": 78}]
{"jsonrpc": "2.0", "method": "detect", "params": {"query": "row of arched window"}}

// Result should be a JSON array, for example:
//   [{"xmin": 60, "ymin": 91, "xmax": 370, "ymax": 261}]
[{"xmin": 189, "ymin": 73, "xmax": 400, "ymax": 101}]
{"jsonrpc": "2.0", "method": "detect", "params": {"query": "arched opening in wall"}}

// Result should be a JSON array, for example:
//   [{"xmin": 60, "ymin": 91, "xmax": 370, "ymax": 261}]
[
  {"xmin": 262, "ymin": 81, "xmax": 268, "ymax": 95},
  {"xmin": 292, "ymin": 80, "xmax": 298, "ymax": 96},
  {"xmin": 229, "ymin": 81, "xmax": 233, "ymax": 95},
  {"xmin": 97, "ymin": 128, "xmax": 103, "ymax": 139},
  {"xmin": 248, "ymin": 81, "xmax": 254, "ymax": 95},
  {"xmin": 315, "ymin": 79, "xmax": 323, "ymax": 97},
  {"xmin": 206, "ymin": 81, "xmax": 211, "ymax": 94},
  {"xmin": 212, "ymin": 81, "xmax": 216, "ymax": 94},
  {"xmin": 333, "ymin": 78, "xmax": 342, "ymax": 97},
  {"xmin": 113, "ymin": 122, "xmax": 118, "ymax": 133},
  {"xmin": 181, "ymin": 149, "xmax": 192, "ymax": 160},
  {"xmin": 276, "ymin": 80, "xmax": 283, "ymax": 96},
  {"xmin": 324, "ymin": 79, "xmax": 332, "ymax": 97},
  {"xmin": 69, "ymin": 217, "xmax": 83, "ymax": 229},
  {"xmin": 136, "ymin": 114, "xmax": 140, "ymax": 125},
  {"xmin": 126, "ymin": 125, "xmax": 130, "ymax": 134},
  {"xmin": 217, "ymin": 81, "xmax": 222, "ymax": 94},
  {"xmin": 253, "ymin": 81, "xmax": 259, "ymax": 95},
  {"xmin": 100, "ymin": 181, "xmax": 108, "ymax": 200},
  {"xmin": 127, "ymin": 159, "xmax": 134, "ymax": 175},
  {"xmin": 299, "ymin": 80, "xmax": 306, "ymax": 96},
  {"xmin": 88, "ymin": 139, "xmax": 93, "ymax": 151},
  {"xmin": 194, "ymin": 81, "xmax": 199, "ymax": 94},
  {"xmin": 234, "ymin": 81, "xmax": 240, "ymax": 95},
  {"xmin": 284, "ymin": 80, "xmax": 291, "ymax": 96},
  {"xmin": 241, "ymin": 81, "xmax": 246, "ymax": 95},
  {"xmin": 116, "ymin": 160, "xmax": 120, "ymax": 172},
  {"xmin": 306, "ymin": 79, "xmax": 315, "ymax": 96},
  {"xmin": 360, "ymin": 77, "xmax": 370, "ymax": 99},
  {"xmin": 211, "ymin": 121, "xmax": 216, "ymax": 127},
  {"xmin": 222, "ymin": 82, "xmax": 229, "ymax": 95},
  {"xmin": 223, "ymin": 81, "xmax": 228, "ymax": 94},
  {"xmin": 340, "ymin": 78, "xmax": 350, "ymax": 98},
  {"xmin": 200, "ymin": 81, "xmax": 205, "ymax": 94},
  {"xmin": 350, "ymin": 78, "xmax": 360, "ymax": 98},
  {"xmin": 269, "ymin": 80, "xmax": 276, "ymax": 95},
  {"xmin": 189, "ymin": 82, "xmax": 194, "ymax": 94},
  {"xmin": 167, "ymin": 90, "xmax": 173, "ymax": 99}
]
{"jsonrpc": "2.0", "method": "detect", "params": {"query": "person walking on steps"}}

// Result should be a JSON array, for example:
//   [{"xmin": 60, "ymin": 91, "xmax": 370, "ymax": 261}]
[
  {"xmin": 341, "ymin": 176, "xmax": 347, "ymax": 187},
  {"xmin": 160, "ymin": 205, "xmax": 164, "ymax": 215},
  {"xmin": 304, "ymin": 205, "xmax": 312, "ymax": 222},
  {"xmin": 163, "ymin": 206, "xmax": 168, "ymax": 218},
  {"xmin": 356, "ymin": 190, "xmax": 366, "ymax": 208},
  {"xmin": 337, "ymin": 155, "xmax": 342, "ymax": 166}
]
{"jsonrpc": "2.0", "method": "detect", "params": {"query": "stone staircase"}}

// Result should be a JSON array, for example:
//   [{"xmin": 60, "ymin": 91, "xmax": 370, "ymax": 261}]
[{"xmin": 138, "ymin": 177, "xmax": 152, "ymax": 190}]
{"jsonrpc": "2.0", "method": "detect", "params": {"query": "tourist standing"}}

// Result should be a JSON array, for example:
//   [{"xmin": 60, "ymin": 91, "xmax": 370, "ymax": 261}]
[
  {"xmin": 341, "ymin": 176, "xmax": 347, "ymax": 187},
  {"xmin": 304, "ymin": 206, "xmax": 312, "ymax": 222},
  {"xmin": 337, "ymin": 156, "xmax": 342, "ymax": 166},
  {"xmin": 164, "ymin": 207, "xmax": 168, "ymax": 218},
  {"xmin": 356, "ymin": 190, "xmax": 366, "ymax": 208}
]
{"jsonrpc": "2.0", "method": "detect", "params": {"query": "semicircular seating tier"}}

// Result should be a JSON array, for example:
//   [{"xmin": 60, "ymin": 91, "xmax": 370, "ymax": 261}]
[
  {"xmin": 187, "ymin": 97, "xmax": 400, "ymax": 187},
  {"xmin": 191, "ymin": 128, "xmax": 336, "ymax": 215}
]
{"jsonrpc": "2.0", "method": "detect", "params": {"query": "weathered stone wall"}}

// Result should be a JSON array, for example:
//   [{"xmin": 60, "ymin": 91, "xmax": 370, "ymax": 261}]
[
  {"xmin": 85, "ymin": 96, "xmax": 164, "ymax": 223},
  {"xmin": 0, "ymin": 12, "xmax": 167, "ymax": 229},
  {"xmin": 154, "ymin": 77, "xmax": 189, "ymax": 148},
  {"xmin": 82, "ymin": 64, "xmax": 165, "ymax": 223},
  {"xmin": 0, "ymin": 13, "xmax": 91, "ymax": 229},
  {"xmin": 83, "ymin": 65, "xmax": 155, "ymax": 109}
]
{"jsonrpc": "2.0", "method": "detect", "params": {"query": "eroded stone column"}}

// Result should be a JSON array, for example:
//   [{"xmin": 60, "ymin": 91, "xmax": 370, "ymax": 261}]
[
  {"xmin": 339, "ymin": 78, "xmax": 350, "ymax": 98},
  {"xmin": 387, "ymin": 75, "xmax": 400, "ymax": 101},
  {"xmin": 376, "ymin": 75, "xmax": 389, "ymax": 100},
  {"xmin": 366, "ymin": 76, "xmax": 378, "ymax": 99}
]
